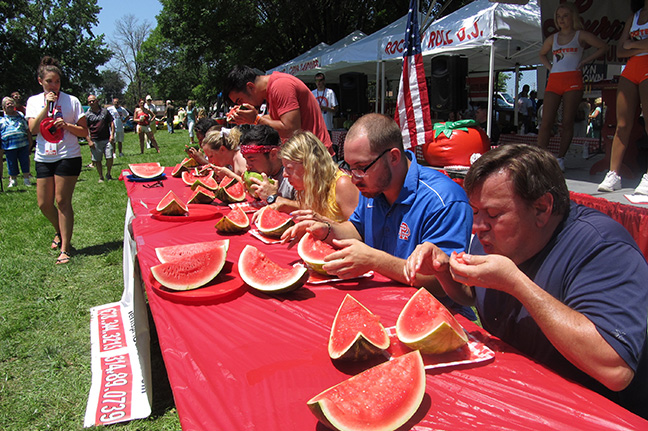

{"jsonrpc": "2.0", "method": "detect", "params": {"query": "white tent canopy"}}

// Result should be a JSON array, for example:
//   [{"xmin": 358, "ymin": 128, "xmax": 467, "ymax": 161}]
[{"xmin": 266, "ymin": 30, "xmax": 367, "ymax": 78}]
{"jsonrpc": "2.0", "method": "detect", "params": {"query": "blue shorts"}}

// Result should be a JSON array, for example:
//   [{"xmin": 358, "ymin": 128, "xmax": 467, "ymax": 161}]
[{"xmin": 35, "ymin": 157, "xmax": 82, "ymax": 178}]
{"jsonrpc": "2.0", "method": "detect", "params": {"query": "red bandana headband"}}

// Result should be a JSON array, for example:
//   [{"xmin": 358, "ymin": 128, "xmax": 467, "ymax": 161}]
[{"xmin": 240, "ymin": 144, "xmax": 275, "ymax": 155}]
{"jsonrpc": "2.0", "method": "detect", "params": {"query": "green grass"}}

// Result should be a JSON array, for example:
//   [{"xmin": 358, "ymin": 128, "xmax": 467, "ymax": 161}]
[{"xmin": 0, "ymin": 128, "xmax": 191, "ymax": 430}]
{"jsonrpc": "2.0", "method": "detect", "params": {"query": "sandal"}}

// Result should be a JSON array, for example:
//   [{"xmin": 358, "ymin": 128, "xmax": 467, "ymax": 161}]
[
  {"xmin": 56, "ymin": 251, "xmax": 71, "ymax": 265},
  {"xmin": 51, "ymin": 232, "xmax": 62, "ymax": 249}
]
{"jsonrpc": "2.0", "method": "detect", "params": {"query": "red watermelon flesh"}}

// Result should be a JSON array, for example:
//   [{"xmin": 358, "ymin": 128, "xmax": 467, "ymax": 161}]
[
  {"xmin": 328, "ymin": 294, "xmax": 390, "ymax": 361},
  {"xmin": 237, "ymin": 245, "xmax": 308, "ymax": 293},
  {"xmin": 215, "ymin": 207, "xmax": 250, "ymax": 232},
  {"xmin": 182, "ymin": 170, "xmax": 213, "ymax": 186},
  {"xmin": 219, "ymin": 175, "xmax": 236, "ymax": 188},
  {"xmin": 129, "ymin": 163, "xmax": 164, "ymax": 179},
  {"xmin": 298, "ymin": 232, "xmax": 336, "ymax": 275},
  {"xmin": 256, "ymin": 206, "xmax": 294, "ymax": 238},
  {"xmin": 155, "ymin": 239, "xmax": 229, "ymax": 263},
  {"xmin": 307, "ymin": 350, "xmax": 426, "ymax": 431},
  {"xmin": 188, "ymin": 185, "xmax": 216, "ymax": 204},
  {"xmin": 191, "ymin": 176, "xmax": 219, "ymax": 191},
  {"xmin": 151, "ymin": 246, "xmax": 227, "ymax": 291},
  {"xmin": 396, "ymin": 288, "xmax": 467, "ymax": 354},
  {"xmin": 155, "ymin": 190, "xmax": 188, "ymax": 215},
  {"xmin": 215, "ymin": 180, "xmax": 246, "ymax": 203},
  {"xmin": 171, "ymin": 163, "xmax": 186, "ymax": 177}
]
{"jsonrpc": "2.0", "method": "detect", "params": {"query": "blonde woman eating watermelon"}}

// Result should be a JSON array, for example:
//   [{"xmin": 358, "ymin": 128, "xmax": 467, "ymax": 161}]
[
  {"xmin": 279, "ymin": 131, "xmax": 358, "ymax": 222},
  {"xmin": 200, "ymin": 128, "xmax": 247, "ymax": 183}
]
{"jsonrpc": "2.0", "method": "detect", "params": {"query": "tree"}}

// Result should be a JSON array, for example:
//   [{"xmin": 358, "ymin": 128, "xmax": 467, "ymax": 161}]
[
  {"xmin": 97, "ymin": 70, "xmax": 126, "ymax": 103},
  {"xmin": 109, "ymin": 14, "xmax": 153, "ymax": 107},
  {"xmin": 0, "ymin": 0, "xmax": 111, "ymax": 98}
]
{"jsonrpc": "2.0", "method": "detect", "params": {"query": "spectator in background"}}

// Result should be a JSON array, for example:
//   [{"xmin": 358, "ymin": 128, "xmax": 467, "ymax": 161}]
[
  {"xmin": 144, "ymin": 95, "xmax": 156, "ymax": 148},
  {"xmin": 165, "ymin": 100, "xmax": 175, "ymax": 134},
  {"xmin": 194, "ymin": 117, "xmax": 218, "ymax": 144},
  {"xmin": 475, "ymin": 102, "xmax": 500, "ymax": 145},
  {"xmin": 186, "ymin": 100, "xmax": 197, "ymax": 144},
  {"xmin": 107, "ymin": 98, "xmax": 129, "ymax": 157},
  {"xmin": 134, "ymin": 99, "xmax": 160, "ymax": 154},
  {"xmin": 312, "ymin": 72, "xmax": 338, "ymax": 131},
  {"xmin": 588, "ymin": 97, "xmax": 604, "ymax": 139},
  {"xmin": 85, "ymin": 95, "xmax": 115, "ymax": 182},
  {"xmin": 573, "ymin": 98, "xmax": 591, "ymax": 138},
  {"xmin": 1, "ymin": 96, "xmax": 34, "ymax": 187},
  {"xmin": 224, "ymin": 65, "xmax": 334, "ymax": 155},
  {"xmin": 177, "ymin": 106, "xmax": 186, "ymax": 129},
  {"xmin": 11, "ymin": 91, "xmax": 26, "ymax": 115},
  {"xmin": 517, "ymin": 84, "xmax": 534, "ymax": 134}
]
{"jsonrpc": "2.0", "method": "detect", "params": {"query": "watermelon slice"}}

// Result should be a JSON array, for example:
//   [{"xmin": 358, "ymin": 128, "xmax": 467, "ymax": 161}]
[
  {"xmin": 328, "ymin": 294, "xmax": 390, "ymax": 361},
  {"xmin": 155, "ymin": 190, "xmax": 188, "ymax": 216},
  {"xmin": 188, "ymin": 186, "xmax": 216, "ymax": 204},
  {"xmin": 255, "ymin": 206, "xmax": 294, "ymax": 238},
  {"xmin": 191, "ymin": 176, "xmax": 219, "ymax": 191},
  {"xmin": 129, "ymin": 162, "xmax": 164, "ymax": 179},
  {"xmin": 298, "ymin": 232, "xmax": 336, "ymax": 275},
  {"xmin": 396, "ymin": 288, "xmax": 468, "ymax": 354},
  {"xmin": 182, "ymin": 170, "xmax": 213, "ymax": 186},
  {"xmin": 151, "ymin": 246, "xmax": 228, "ymax": 291},
  {"xmin": 243, "ymin": 171, "xmax": 275, "ymax": 198},
  {"xmin": 219, "ymin": 175, "xmax": 237, "ymax": 189},
  {"xmin": 155, "ymin": 239, "xmax": 229, "ymax": 263},
  {"xmin": 181, "ymin": 157, "xmax": 198, "ymax": 168},
  {"xmin": 307, "ymin": 351, "xmax": 426, "ymax": 431},
  {"xmin": 171, "ymin": 163, "xmax": 186, "ymax": 178},
  {"xmin": 215, "ymin": 180, "xmax": 246, "ymax": 203},
  {"xmin": 238, "ymin": 245, "xmax": 308, "ymax": 293},
  {"xmin": 215, "ymin": 207, "xmax": 250, "ymax": 233}
]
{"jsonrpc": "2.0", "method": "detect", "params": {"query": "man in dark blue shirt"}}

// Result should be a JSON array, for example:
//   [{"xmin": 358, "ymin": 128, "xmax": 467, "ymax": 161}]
[{"xmin": 86, "ymin": 95, "xmax": 114, "ymax": 182}]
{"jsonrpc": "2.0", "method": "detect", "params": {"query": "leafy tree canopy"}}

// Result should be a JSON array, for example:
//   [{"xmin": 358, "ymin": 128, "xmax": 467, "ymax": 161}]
[{"xmin": 0, "ymin": 0, "xmax": 111, "ymax": 99}]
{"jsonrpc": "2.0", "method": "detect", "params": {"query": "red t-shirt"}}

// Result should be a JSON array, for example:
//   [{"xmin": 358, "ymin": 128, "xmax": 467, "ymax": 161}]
[{"xmin": 267, "ymin": 72, "xmax": 333, "ymax": 153}]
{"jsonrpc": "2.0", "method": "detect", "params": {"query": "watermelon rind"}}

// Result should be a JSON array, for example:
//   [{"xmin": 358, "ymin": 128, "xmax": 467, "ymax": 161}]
[
  {"xmin": 156, "ymin": 190, "xmax": 188, "ymax": 215},
  {"xmin": 191, "ymin": 176, "xmax": 219, "ymax": 191},
  {"xmin": 215, "ymin": 207, "xmax": 250, "ymax": 233},
  {"xmin": 129, "ymin": 162, "xmax": 164, "ymax": 179},
  {"xmin": 188, "ymin": 186, "xmax": 216, "ymax": 204},
  {"xmin": 328, "ymin": 294, "xmax": 390, "ymax": 361},
  {"xmin": 155, "ymin": 239, "xmax": 229, "ymax": 263},
  {"xmin": 307, "ymin": 350, "xmax": 426, "ymax": 431},
  {"xmin": 215, "ymin": 180, "xmax": 246, "ymax": 203},
  {"xmin": 256, "ymin": 206, "xmax": 294, "ymax": 238},
  {"xmin": 151, "ymin": 246, "xmax": 228, "ymax": 291},
  {"xmin": 298, "ymin": 232, "xmax": 336, "ymax": 275},
  {"xmin": 243, "ymin": 171, "xmax": 275, "ymax": 198},
  {"xmin": 395, "ymin": 288, "xmax": 468, "ymax": 354},
  {"xmin": 238, "ymin": 245, "xmax": 308, "ymax": 293}
]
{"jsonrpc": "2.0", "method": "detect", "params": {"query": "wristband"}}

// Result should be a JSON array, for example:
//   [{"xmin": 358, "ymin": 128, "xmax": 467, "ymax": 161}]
[
  {"xmin": 254, "ymin": 115, "xmax": 261, "ymax": 125},
  {"xmin": 321, "ymin": 222, "xmax": 331, "ymax": 241}
]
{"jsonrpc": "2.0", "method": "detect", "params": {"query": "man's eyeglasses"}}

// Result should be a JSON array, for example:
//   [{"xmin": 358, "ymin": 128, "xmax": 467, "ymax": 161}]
[{"xmin": 340, "ymin": 148, "xmax": 391, "ymax": 178}]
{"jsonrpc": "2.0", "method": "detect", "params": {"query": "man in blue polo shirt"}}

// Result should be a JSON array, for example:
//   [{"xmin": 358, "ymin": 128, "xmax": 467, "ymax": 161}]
[
  {"xmin": 284, "ymin": 113, "xmax": 473, "ymax": 317},
  {"xmin": 405, "ymin": 144, "xmax": 648, "ymax": 419}
]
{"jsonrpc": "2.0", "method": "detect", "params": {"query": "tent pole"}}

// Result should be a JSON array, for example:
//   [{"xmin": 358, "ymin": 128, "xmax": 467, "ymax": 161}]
[
  {"xmin": 381, "ymin": 61, "xmax": 386, "ymax": 114},
  {"xmin": 487, "ymin": 41, "xmax": 495, "ymax": 138},
  {"xmin": 376, "ymin": 61, "xmax": 381, "ymax": 113},
  {"xmin": 514, "ymin": 63, "xmax": 520, "ymax": 130}
]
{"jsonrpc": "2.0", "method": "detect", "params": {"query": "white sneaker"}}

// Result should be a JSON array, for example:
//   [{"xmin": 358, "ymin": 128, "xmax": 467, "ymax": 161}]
[
  {"xmin": 557, "ymin": 157, "xmax": 565, "ymax": 172},
  {"xmin": 634, "ymin": 174, "xmax": 648, "ymax": 195},
  {"xmin": 597, "ymin": 171, "xmax": 622, "ymax": 192},
  {"xmin": 8, "ymin": 178, "xmax": 17, "ymax": 188}
]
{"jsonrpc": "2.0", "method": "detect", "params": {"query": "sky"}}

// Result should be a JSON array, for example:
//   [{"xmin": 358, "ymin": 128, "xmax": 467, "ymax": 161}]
[{"xmin": 93, "ymin": 0, "xmax": 163, "ymax": 40}]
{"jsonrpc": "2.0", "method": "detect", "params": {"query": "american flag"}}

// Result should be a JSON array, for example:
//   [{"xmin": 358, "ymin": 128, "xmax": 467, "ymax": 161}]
[{"xmin": 395, "ymin": 0, "xmax": 434, "ymax": 150}]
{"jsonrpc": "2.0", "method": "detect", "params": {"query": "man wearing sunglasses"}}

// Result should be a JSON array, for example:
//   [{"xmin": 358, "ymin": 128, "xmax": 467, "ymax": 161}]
[
  {"xmin": 284, "ymin": 113, "xmax": 474, "ymax": 318},
  {"xmin": 85, "ymin": 95, "xmax": 115, "ymax": 183}
]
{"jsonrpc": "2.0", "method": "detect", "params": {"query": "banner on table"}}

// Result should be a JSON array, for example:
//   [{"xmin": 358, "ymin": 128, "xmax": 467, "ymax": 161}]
[{"xmin": 84, "ymin": 302, "xmax": 151, "ymax": 426}]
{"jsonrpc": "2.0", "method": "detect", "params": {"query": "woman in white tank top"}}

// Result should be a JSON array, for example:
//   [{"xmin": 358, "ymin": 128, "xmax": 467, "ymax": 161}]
[
  {"xmin": 598, "ymin": 0, "xmax": 648, "ymax": 195},
  {"xmin": 538, "ymin": 2, "xmax": 607, "ymax": 171}
]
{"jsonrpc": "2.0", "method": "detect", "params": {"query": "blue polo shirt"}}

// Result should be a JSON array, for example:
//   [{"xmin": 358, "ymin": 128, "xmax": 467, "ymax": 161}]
[{"xmin": 349, "ymin": 152, "xmax": 474, "ymax": 318}]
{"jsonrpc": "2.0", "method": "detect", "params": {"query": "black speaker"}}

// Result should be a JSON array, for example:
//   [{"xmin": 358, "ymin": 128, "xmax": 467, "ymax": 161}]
[
  {"xmin": 429, "ymin": 56, "xmax": 468, "ymax": 112},
  {"xmin": 339, "ymin": 72, "xmax": 368, "ymax": 114}
]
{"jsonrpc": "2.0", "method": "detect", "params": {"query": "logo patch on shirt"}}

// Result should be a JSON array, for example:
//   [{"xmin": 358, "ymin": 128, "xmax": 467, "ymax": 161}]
[{"xmin": 398, "ymin": 222, "xmax": 411, "ymax": 241}]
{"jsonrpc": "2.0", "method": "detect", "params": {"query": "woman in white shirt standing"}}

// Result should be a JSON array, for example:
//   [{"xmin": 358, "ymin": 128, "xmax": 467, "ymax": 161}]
[
  {"xmin": 537, "ymin": 2, "xmax": 607, "ymax": 171},
  {"xmin": 26, "ymin": 56, "xmax": 88, "ymax": 265}
]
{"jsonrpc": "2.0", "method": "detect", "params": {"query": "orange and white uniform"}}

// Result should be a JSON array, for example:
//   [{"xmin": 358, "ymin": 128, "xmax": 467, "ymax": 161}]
[
  {"xmin": 621, "ymin": 10, "xmax": 648, "ymax": 84},
  {"xmin": 546, "ymin": 31, "xmax": 584, "ymax": 95}
]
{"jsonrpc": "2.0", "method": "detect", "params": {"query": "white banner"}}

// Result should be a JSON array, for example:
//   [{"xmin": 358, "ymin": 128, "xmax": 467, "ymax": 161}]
[{"xmin": 84, "ymin": 201, "xmax": 152, "ymax": 427}]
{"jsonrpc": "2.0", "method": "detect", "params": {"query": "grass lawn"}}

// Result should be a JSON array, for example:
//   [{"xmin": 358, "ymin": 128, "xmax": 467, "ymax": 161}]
[{"xmin": 0, "ymin": 127, "xmax": 192, "ymax": 430}]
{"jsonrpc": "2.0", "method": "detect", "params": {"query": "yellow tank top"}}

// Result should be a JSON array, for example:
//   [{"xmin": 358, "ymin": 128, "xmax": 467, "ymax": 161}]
[{"xmin": 322, "ymin": 170, "xmax": 348, "ymax": 222}]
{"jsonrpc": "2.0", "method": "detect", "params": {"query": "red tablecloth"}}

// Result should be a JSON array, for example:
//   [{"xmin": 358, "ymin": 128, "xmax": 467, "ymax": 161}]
[{"xmin": 124, "ymin": 168, "xmax": 647, "ymax": 430}]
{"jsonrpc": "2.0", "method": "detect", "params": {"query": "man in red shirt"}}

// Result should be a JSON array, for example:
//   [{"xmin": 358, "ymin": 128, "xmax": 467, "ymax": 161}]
[{"xmin": 224, "ymin": 65, "xmax": 334, "ymax": 156}]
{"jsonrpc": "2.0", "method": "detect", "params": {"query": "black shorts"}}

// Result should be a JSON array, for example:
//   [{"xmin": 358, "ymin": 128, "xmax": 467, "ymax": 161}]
[{"xmin": 35, "ymin": 157, "xmax": 83, "ymax": 178}]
